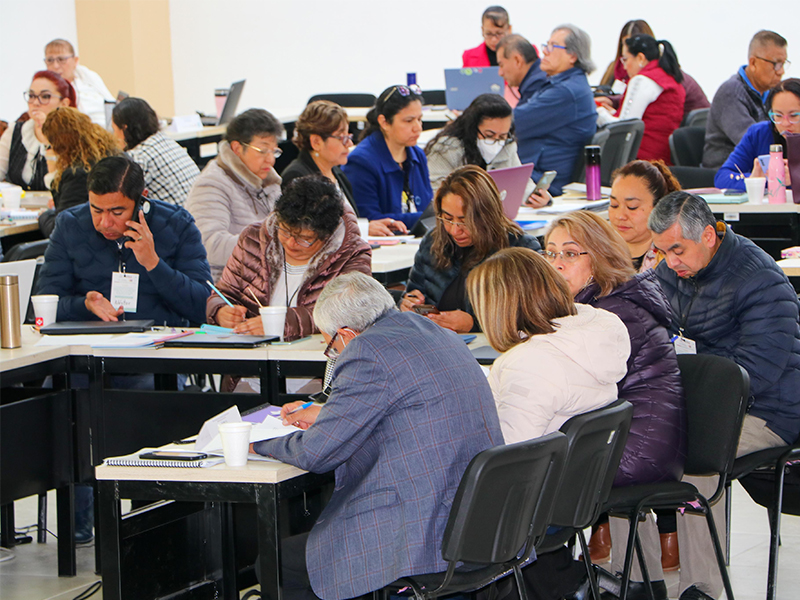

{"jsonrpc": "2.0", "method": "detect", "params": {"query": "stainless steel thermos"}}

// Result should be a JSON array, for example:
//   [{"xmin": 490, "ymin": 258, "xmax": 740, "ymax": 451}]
[{"xmin": 0, "ymin": 274, "xmax": 21, "ymax": 349}]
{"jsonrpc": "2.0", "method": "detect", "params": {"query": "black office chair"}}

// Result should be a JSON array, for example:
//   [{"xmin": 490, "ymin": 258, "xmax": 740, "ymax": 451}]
[
  {"xmin": 668, "ymin": 166, "xmax": 716, "ymax": 189},
  {"xmin": 383, "ymin": 432, "xmax": 568, "ymax": 600},
  {"xmin": 572, "ymin": 128, "xmax": 612, "ymax": 184},
  {"xmin": 600, "ymin": 120, "xmax": 645, "ymax": 186},
  {"xmin": 421, "ymin": 89, "xmax": 446, "ymax": 106},
  {"xmin": 602, "ymin": 354, "xmax": 749, "ymax": 600},
  {"xmin": 307, "ymin": 93, "xmax": 376, "ymax": 108},
  {"xmin": 2, "ymin": 239, "xmax": 49, "ymax": 262},
  {"xmin": 669, "ymin": 126, "xmax": 706, "ymax": 167},
  {"xmin": 683, "ymin": 108, "xmax": 710, "ymax": 129}
]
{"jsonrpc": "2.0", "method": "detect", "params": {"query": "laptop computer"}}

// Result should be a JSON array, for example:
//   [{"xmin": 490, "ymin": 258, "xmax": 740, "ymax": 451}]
[
  {"xmin": 0, "ymin": 259, "xmax": 36, "ymax": 324},
  {"xmin": 163, "ymin": 333, "xmax": 278, "ymax": 348},
  {"xmin": 200, "ymin": 80, "xmax": 246, "ymax": 126},
  {"xmin": 444, "ymin": 67, "xmax": 504, "ymax": 111},
  {"xmin": 488, "ymin": 163, "xmax": 535, "ymax": 219},
  {"xmin": 41, "ymin": 320, "xmax": 155, "ymax": 335}
]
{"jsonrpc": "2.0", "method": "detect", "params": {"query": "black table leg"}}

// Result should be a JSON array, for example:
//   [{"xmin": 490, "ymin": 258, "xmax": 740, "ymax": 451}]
[
  {"xmin": 255, "ymin": 485, "xmax": 282, "ymax": 600},
  {"xmin": 56, "ymin": 484, "xmax": 76, "ymax": 576},
  {"xmin": 98, "ymin": 480, "xmax": 122, "ymax": 600},
  {"xmin": 38, "ymin": 493, "xmax": 47, "ymax": 543},
  {"xmin": 220, "ymin": 502, "xmax": 239, "ymax": 600}
]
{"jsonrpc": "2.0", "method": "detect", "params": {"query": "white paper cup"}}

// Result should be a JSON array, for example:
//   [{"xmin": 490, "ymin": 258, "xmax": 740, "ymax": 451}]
[
  {"xmin": 2, "ymin": 186, "xmax": 22, "ymax": 210},
  {"xmin": 260, "ymin": 306, "xmax": 287, "ymax": 340},
  {"xmin": 31, "ymin": 294, "xmax": 59, "ymax": 328},
  {"xmin": 357, "ymin": 218, "xmax": 370, "ymax": 240},
  {"xmin": 745, "ymin": 177, "xmax": 766, "ymax": 204},
  {"xmin": 218, "ymin": 421, "xmax": 253, "ymax": 467}
]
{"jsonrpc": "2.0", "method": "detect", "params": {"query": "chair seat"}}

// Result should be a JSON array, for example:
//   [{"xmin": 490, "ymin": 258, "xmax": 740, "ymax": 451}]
[
  {"xmin": 731, "ymin": 445, "xmax": 795, "ymax": 480},
  {"xmin": 603, "ymin": 481, "xmax": 702, "ymax": 514},
  {"xmin": 391, "ymin": 563, "xmax": 514, "ymax": 596}
]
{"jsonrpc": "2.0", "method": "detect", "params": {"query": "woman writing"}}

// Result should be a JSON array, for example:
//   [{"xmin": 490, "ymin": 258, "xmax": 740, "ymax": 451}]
[
  {"xmin": 400, "ymin": 165, "xmax": 539, "ymax": 333},
  {"xmin": 343, "ymin": 85, "xmax": 432, "ymax": 231},
  {"xmin": 0, "ymin": 71, "xmax": 76, "ymax": 190}
]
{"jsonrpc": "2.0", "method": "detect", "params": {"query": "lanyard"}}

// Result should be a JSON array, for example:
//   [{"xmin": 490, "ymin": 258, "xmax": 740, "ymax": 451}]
[{"xmin": 676, "ymin": 279, "xmax": 699, "ymax": 337}]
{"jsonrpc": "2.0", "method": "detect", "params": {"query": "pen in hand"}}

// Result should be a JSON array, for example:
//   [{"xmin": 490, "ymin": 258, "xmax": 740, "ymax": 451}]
[{"xmin": 287, "ymin": 401, "xmax": 313, "ymax": 415}]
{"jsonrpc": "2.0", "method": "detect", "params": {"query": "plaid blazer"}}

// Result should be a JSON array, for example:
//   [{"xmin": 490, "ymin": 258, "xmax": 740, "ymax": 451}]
[{"xmin": 257, "ymin": 310, "xmax": 503, "ymax": 600}]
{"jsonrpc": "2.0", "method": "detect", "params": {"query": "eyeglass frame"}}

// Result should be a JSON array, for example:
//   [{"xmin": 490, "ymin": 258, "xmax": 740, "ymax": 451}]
[
  {"xmin": 436, "ymin": 215, "xmax": 470, "ymax": 230},
  {"xmin": 241, "ymin": 141, "xmax": 282, "ymax": 159},
  {"xmin": 324, "ymin": 132, "xmax": 354, "ymax": 145},
  {"xmin": 323, "ymin": 332, "xmax": 340, "ymax": 359},
  {"xmin": 276, "ymin": 224, "xmax": 319, "ymax": 248},
  {"xmin": 43, "ymin": 55, "xmax": 74, "ymax": 66},
  {"xmin": 540, "ymin": 249, "xmax": 589, "ymax": 263},
  {"xmin": 23, "ymin": 91, "xmax": 63, "ymax": 105},
  {"xmin": 768, "ymin": 111, "xmax": 800, "ymax": 125},
  {"xmin": 754, "ymin": 56, "xmax": 791, "ymax": 73},
  {"xmin": 477, "ymin": 128, "xmax": 514, "ymax": 145},
  {"xmin": 541, "ymin": 42, "xmax": 568, "ymax": 54}
]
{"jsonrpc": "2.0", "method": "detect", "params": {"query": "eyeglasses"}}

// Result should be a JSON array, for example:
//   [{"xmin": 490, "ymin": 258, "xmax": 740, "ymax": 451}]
[
  {"xmin": 754, "ymin": 56, "xmax": 791, "ymax": 73},
  {"xmin": 483, "ymin": 29, "xmax": 508, "ymax": 40},
  {"xmin": 277, "ymin": 225, "xmax": 317, "ymax": 248},
  {"xmin": 382, "ymin": 84, "xmax": 422, "ymax": 102},
  {"xmin": 540, "ymin": 250, "xmax": 589, "ymax": 263},
  {"xmin": 541, "ymin": 42, "xmax": 568, "ymax": 54},
  {"xmin": 323, "ymin": 332, "xmax": 340, "ymax": 359},
  {"xmin": 43, "ymin": 55, "xmax": 74, "ymax": 66},
  {"xmin": 241, "ymin": 142, "xmax": 282, "ymax": 158},
  {"xmin": 478, "ymin": 129, "xmax": 514, "ymax": 145},
  {"xmin": 325, "ymin": 132, "xmax": 354, "ymax": 145},
  {"xmin": 23, "ymin": 91, "xmax": 62, "ymax": 105},
  {"xmin": 437, "ymin": 216, "xmax": 469, "ymax": 230},
  {"xmin": 768, "ymin": 111, "xmax": 800, "ymax": 125}
]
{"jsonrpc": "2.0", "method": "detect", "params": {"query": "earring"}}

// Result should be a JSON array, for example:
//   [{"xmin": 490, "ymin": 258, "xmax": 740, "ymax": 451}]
[{"xmin": 314, "ymin": 151, "xmax": 319, "ymax": 157}]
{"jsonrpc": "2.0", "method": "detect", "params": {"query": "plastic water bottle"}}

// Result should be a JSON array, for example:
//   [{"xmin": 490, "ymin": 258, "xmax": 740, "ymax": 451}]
[{"xmin": 767, "ymin": 144, "xmax": 786, "ymax": 204}]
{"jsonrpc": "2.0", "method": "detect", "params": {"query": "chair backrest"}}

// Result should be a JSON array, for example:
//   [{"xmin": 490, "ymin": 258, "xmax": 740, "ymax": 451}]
[
  {"xmin": 422, "ymin": 89, "xmax": 447, "ymax": 106},
  {"xmin": 307, "ymin": 93, "xmax": 377, "ymax": 108},
  {"xmin": 3, "ymin": 239, "xmax": 49, "ymax": 263},
  {"xmin": 572, "ymin": 128, "xmax": 611, "ymax": 183},
  {"xmin": 600, "ymin": 120, "xmax": 645, "ymax": 186},
  {"xmin": 668, "ymin": 166, "xmax": 716, "ymax": 189},
  {"xmin": 684, "ymin": 108, "xmax": 710, "ymax": 129},
  {"xmin": 678, "ymin": 354, "xmax": 750, "ymax": 477},
  {"xmin": 441, "ymin": 432, "xmax": 567, "ymax": 565},
  {"xmin": 549, "ymin": 399, "xmax": 633, "ymax": 529},
  {"xmin": 670, "ymin": 126, "xmax": 706, "ymax": 167}
]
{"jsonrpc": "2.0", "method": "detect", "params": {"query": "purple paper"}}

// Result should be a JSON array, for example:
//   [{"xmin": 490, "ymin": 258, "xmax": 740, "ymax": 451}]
[{"xmin": 242, "ymin": 405, "xmax": 282, "ymax": 423}]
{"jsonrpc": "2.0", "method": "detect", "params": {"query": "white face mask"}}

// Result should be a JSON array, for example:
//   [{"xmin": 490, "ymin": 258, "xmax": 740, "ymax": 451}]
[{"xmin": 477, "ymin": 138, "xmax": 504, "ymax": 164}]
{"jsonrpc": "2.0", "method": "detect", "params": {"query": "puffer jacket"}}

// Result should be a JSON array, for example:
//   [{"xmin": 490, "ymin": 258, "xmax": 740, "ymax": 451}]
[
  {"xmin": 185, "ymin": 141, "xmax": 282, "ymax": 281},
  {"xmin": 207, "ymin": 212, "xmax": 372, "ymax": 340},
  {"xmin": 37, "ymin": 199, "xmax": 211, "ymax": 326},
  {"xmin": 655, "ymin": 224, "xmax": 800, "ymax": 444},
  {"xmin": 405, "ymin": 230, "xmax": 540, "ymax": 321},
  {"xmin": 576, "ymin": 270, "xmax": 687, "ymax": 486}
]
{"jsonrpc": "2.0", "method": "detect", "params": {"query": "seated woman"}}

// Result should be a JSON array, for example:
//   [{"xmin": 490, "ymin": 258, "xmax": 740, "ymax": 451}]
[
  {"xmin": 38, "ymin": 107, "xmax": 120, "ymax": 236},
  {"xmin": 425, "ymin": 93, "xmax": 549, "ymax": 207},
  {"xmin": 545, "ymin": 211, "xmax": 686, "ymax": 599},
  {"xmin": 597, "ymin": 35, "xmax": 686, "ymax": 164},
  {"xmin": 343, "ymin": 85, "xmax": 432, "ymax": 231},
  {"xmin": 715, "ymin": 78, "xmax": 799, "ymax": 192},
  {"xmin": 111, "ymin": 97, "xmax": 200, "ymax": 206},
  {"xmin": 207, "ymin": 175, "xmax": 372, "ymax": 340},
  {"xmin": 0, "ymin": 70, "xmax": 76, "ymax": 190},
  {"xmin": 608, "ymin": 159, "xmax": 681, "ymax": 271},
  {"xmin": 185, "ymin": 108, "xmax": 284, "ymax": 281},
  {"xmin": 399, "ymin": 165, "xmax": 540, "ymax": 333}
]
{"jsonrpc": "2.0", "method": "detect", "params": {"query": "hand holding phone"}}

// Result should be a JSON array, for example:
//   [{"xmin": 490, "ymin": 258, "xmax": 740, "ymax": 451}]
[{"xmin": 413, "ymin": 304, "xmax": 440, "ymax": 315}]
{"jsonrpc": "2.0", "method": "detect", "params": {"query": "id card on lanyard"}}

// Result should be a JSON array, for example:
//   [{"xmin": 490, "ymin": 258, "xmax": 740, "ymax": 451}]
[{"xmin": 110, "ymin": 270, "xmax": 139, "ymax": 313}]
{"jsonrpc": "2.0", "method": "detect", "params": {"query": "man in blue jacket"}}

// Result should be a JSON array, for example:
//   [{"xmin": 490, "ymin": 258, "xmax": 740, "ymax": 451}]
[
  {"xmin": 254, "ymin": 272, "xmax": 503, "ymax": 600},
  {"xmin": 650, "ymin": 191, "xmax": 800, "ymax": 600},
  {"xmin": 512, "ymin": 24, "xmax": 597, "ymax": 196},
  {"xmin": 496, "ymin": 34, "xmax": 546, "ymax": 104},
  {"xmin": 38, "ymin": 155, "xmax": 211, "ymax": 326}
]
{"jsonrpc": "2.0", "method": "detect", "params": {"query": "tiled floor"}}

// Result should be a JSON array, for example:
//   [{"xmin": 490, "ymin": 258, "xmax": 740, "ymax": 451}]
[{"xmin": 0, "ymin": 481, "xmax": 797, "ymax": 600}]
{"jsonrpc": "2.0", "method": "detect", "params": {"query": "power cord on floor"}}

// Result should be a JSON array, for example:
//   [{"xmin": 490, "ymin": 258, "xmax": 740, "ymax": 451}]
[
  {"xmin": 14, "ymin": 522, "xmax": 59, "ymax": 540},
  {"xmin": 0, "ymin": 546, "xmax": 15, "ymax": 563},
  {"xmin": 72, "ymin": 580, "xmax": 102, "ymax": 600}
]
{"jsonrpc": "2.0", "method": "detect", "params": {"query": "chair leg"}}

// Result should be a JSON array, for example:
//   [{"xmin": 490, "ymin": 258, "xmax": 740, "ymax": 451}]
[
  {"xmin": 619, "ymin": 512, "xmax": 642, "ymax": 600},
  {"xmin": 633, "ymin": 530, "xmax": 656, "ymax": 600},
  {"xmin": 697, "ymin": 495, "xmax": 735, "ymax": 600},
  {"xmin": 37, "ymin": 493, "xmax": 47, "ymax": 543},
  {"xmin": 724, "ymin": 482, "xmax": 731, "ymax": 566},
  {"xmin": 513, "ymin": 565, "xmax": 530, "ymax": 600},
  {"xmin": 578, "ymin": 529, "xmax": 602, "ymax": 600},
  {"xmin": 766, "ymin": 458, "xmax": 789, "ymax": 600}
]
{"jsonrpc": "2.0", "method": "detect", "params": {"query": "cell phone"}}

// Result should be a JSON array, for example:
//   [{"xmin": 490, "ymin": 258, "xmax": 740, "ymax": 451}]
[
  {"xmin": 139, "ymin": 451, "xmax": 208, "ymax": 461},
  {"xmin": 413, "ymin": 304, "xmax": 440, "ymax": 315},
  {"xmin": 120, "ymin": 195, "xmax": 145, "ymax": 246},
  {"xmin": 533, "ymin": 171, "xmax": 557, "ymax": 194}
]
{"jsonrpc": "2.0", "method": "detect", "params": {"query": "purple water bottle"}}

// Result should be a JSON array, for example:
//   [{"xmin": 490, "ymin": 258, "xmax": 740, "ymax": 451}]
[{"xmin": 585, "ymin": 145, "xmax": 602, "ymax": 201}]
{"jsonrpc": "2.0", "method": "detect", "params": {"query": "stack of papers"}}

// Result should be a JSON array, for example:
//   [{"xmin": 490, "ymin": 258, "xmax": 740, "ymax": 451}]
[
  {"xmin": 194, "ymin": 406, "xmax": 303, "ymax": 455},
  {"xmin": 1, "ymin": 209, "xmax": 39, "ymax": 221}
]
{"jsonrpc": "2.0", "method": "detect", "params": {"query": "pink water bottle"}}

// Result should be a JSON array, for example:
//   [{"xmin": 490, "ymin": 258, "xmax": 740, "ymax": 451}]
[{"xmin": 767, "ymin": 144, "xmax": 786, "ymax": 204}]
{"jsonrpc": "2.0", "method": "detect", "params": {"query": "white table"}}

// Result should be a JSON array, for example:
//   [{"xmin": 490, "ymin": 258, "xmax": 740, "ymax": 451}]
[{"xmin": 778, "ymin": 259, "xmax": 800, "ymax": 277}]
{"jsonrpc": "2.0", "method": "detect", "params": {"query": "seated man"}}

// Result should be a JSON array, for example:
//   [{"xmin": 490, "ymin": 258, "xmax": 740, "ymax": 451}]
[
  {"xmin": 511, "ymin": 25, "xmax": 597, "ymax": 196},
  {"xmin": 38, "ymin": 155, "xmax": 211, "ymax": 326},
  {"xmin": 703, "ymin": 30, "xmax": 788, "ymax": 169},
  {"xmin": 44, "ymin": 38, "xmax": 114, "ymax": 126},
  {"xmin": 496, "ymin": 34, "xmax": 546, "ymax": 105},
  {"xmin": 253, "ymin": 272, "xmax": 503, "ymax": 600},
  {"xmin": 462, "ymin": 5, "xmax": 518, "ymax": 67},
  {"xmin": 649, "ymin": 191, "xmax": 800, "ymax": 600}
]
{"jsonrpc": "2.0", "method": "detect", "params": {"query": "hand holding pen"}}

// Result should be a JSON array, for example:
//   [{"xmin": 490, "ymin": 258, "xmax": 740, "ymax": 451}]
[{"xmin": 280, "ymin": 401, "xmax": 321, "ymax": 429}]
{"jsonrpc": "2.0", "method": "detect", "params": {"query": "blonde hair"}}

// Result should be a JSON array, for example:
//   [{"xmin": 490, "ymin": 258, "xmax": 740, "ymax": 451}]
[
  {"xmin": 544, "ymin": 211, "xmax": 635, "ymax": 297},
  {"xmin": 467, "ymin": 247, "xmax": 576, "ymax": 353}
]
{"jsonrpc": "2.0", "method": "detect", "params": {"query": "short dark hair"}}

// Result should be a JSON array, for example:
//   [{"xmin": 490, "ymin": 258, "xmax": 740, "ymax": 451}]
[
  {"xmin": 482, "ymin": 6, "xmax": 509, "ymax": 27},
  {"xmin": 112, "ymin": 97, "xmax": 160, "ymax": 149},
  {"xmin": 361, "ymin": 85, "xmax": 425, "ymax": 141},
  {"xmin": 225, "ymin": 108, "xmax": 285, "ymax": 146},
  {"xmin": 496, "ymin": 34, "xmax": 537, "ymax": 64},
  {"xmin": 87, "ymin": 156, "xmax": 145, "ymax": 201},
  {"xmin": 275, "ymin": 175, "xmax": 344, "ymax": 240},
  {"xmin": 749, "ymin": 30, "xmax": 787, "ymax": 57}
]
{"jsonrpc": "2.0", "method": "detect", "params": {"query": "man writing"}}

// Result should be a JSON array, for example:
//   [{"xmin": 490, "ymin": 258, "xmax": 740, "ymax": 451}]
[{"xmin": 253, "ymin": 272, "xmax": 503, "ymax": 600}]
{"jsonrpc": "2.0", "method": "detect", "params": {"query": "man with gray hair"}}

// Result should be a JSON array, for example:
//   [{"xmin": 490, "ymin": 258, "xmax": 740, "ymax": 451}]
[
  {"xmin": 253, "ymin": 272, "xmax": 503, "ymax": 600},
  {"xmin": 496, "ymin": 34, "xmax": 546, "ymax": 103},
  {"xmin": 649, "ymin": 191, "xmax": 800, "ymax": 600},
  {"xmin": 703, "ymin": 30, "xmax": 789, "ymax": 169},
  {"xmin": 512, "ymin": 24, "xmax": 597, "ymax": 196}
]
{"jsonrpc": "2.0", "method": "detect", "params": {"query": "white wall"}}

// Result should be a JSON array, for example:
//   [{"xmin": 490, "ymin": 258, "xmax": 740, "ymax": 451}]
[
  {"xmin": 0, "ymin": 0, "xmax": 78, "ymax": 122},
  {"xmin": 168, "ymin": 0, "xmax": 799, "ymax": 121}
]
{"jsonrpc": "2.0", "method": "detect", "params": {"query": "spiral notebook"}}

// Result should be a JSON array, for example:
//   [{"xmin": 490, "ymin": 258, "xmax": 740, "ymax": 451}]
[{"xmin": 104, "ymin": 450, "xmax": 224, "ymax": 469}]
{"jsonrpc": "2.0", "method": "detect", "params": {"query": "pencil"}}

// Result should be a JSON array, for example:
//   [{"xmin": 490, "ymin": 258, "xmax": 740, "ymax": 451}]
[{"xmin": 206, "ymin": 280, "xmax": 235, "ymax": 308}]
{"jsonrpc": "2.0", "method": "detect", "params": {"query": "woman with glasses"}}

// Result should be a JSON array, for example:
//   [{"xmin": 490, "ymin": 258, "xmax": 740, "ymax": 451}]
[
  {"xmin": 715, "ymin": 78, "xmax": 800, "ymax": 191},
  {"xmin": 0, "ymin": 71, "xmax": 76, "ymax": 190},
  {"xmin": 186, "ymin": 108, "xmax": 284, "ymax": 281},
  {"xmin": 545, "ymin": 211, "xmax": 686, "ymax": 600},
  {"xmin": 399, "ymin": 165, "xmax": 539, "ymax": 333},
  {"xmin": 207, "ymin": 175, "xmax": 371, "ymax": 340},
  {"xmin": 343, "ymin": 85, "xmax": 433, "ymax": 231},
  {"xmin": 425, "ymin": 94, "xmax": 550, "ymax": 207}
]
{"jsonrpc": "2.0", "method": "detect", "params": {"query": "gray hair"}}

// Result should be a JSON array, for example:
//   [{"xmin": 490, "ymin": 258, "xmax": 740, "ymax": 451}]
[
  {"xmin": 648, "ymin": 191, "xmax": 716, "ymax": 242},
  {"xmin": 313, "ymin": 272, "xmax": 395, "ymax": 336},
  {"xmin": 497, "ymin": 34, "xmax": 538, "ymax": 64},
  {"xmin": 554, "ymin": 24, "xmax": 595, "ymax": 74}
]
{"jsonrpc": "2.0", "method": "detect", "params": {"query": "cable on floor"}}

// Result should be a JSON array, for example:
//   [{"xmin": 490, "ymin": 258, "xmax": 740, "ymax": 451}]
[
  {"xmin": 72, "ymin": 580, "xmax": 102, "ymax": 600},
  {"xmin": 0, "ymin": 547, "xmax": 16, "ymax": 563}
]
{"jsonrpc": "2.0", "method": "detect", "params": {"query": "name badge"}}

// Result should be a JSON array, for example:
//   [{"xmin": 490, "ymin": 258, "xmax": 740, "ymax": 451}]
[
  {"xmin": 671, "ymin": 335, "xmax": 697, "ymax": 355},
  {"xmin": 110, "ymin": 272, "xmax": 139, "ymax": 313}
]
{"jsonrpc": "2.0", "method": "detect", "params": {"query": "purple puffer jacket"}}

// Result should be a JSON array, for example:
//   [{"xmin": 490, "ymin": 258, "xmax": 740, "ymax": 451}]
[{"xmin": 576, "ymin": 270, "xmax": 687, "ymax": 486}]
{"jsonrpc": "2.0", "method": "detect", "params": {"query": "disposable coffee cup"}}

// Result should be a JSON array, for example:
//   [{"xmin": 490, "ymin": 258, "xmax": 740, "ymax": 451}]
[
  {"xmin": 31, "ymin": 294, "xmax": 59, "ymax": 328},
  {"xmin": 260, "ymin": 306, "xmax": 287, "ymax": 340},
  {"xmin": 218, "ymin": 422, "xmax": 253, "ymax": 467},
  {"xmin": 357, "ymin": 218, "xmax": 370, "ymax": 240},
  {"xmin": 2, "ymin": 185, "xmax": 22, "ymax": 210},
  {"xmin": 745, "ymin": 177, "xmax": 766, "ymax": 205}
]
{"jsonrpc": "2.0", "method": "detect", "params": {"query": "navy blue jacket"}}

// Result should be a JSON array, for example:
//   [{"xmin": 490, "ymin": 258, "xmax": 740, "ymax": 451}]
[
  {"xmin": 37, "ymin": 199, "xmax": 211, "ymax": 326},
  {"xmin": 343, "ymin": 131, "xmax": 433, "ymax": 227},
  {"xmin": 518, "ymin": 60, "xmax": 547, "ymax": 104},
  {"xmin": 514, "ymin": 67, "xmax": 597, "ymax": 196},
  {"xmin": 715, "ymin": 120, "xmax": 776, "ymax": 191},
  {"xmin": 655, "ymin": 225, "xmax": 800, "ymax": 443}
]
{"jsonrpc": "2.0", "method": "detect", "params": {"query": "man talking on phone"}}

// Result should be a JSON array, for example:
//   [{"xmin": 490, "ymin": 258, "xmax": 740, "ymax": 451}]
[{"xmin": 38, "ymin": 155, "xmax": 211, "ymax": 326}]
